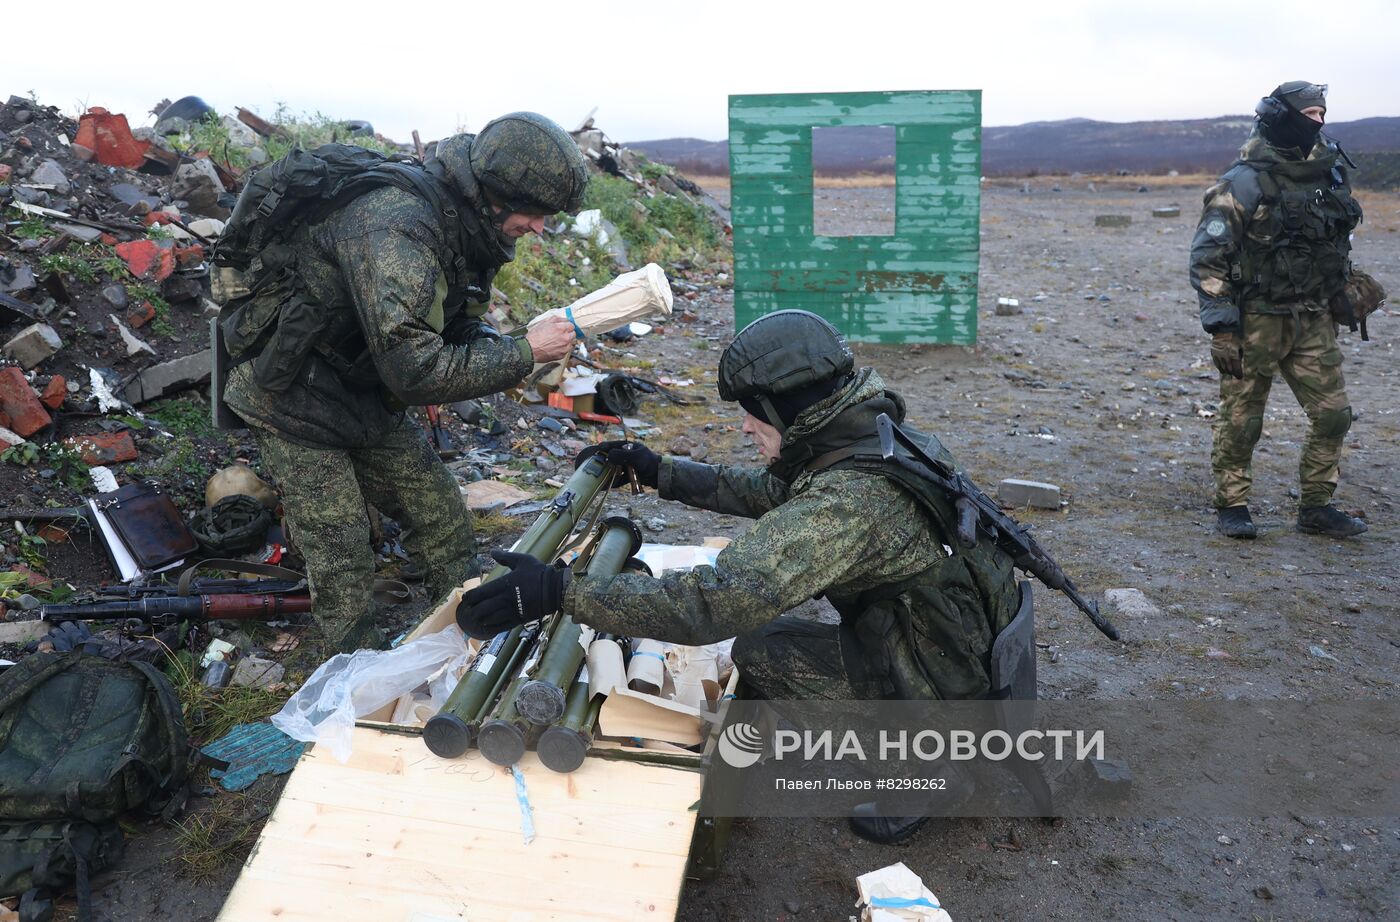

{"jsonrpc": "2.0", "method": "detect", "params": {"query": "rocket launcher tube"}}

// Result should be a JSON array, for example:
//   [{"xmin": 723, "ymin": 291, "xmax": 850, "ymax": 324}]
[
  {"xmin": 537, "ymin": 668, "xmax": 603, "ymax": 774},
  {"xmin": 430, "ymin": 457, "xmax": 614, "ymax": 758},
  {"xmin": 515, "ymin": 517, "xmax": 642, "ymax": 726},
  {"xmin": 422, "ymin": 626, "xmax": 519, "ymax": 758}
]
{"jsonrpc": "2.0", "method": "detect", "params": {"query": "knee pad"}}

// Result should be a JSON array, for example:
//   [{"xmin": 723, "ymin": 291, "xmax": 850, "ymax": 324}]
[
  {"xmin": 1315, "ymin": 406, "xmax": 1353, "ymax": 440},
  {"xmin": 1241, "ymin": 415, "xmax": 1264, "ymax": 449}
]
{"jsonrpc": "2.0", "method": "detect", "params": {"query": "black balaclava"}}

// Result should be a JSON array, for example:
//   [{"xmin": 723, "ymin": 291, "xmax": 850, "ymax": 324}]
[{"xmin": 738, "ymin": 375, "xmax": 848, "ymax": 432}]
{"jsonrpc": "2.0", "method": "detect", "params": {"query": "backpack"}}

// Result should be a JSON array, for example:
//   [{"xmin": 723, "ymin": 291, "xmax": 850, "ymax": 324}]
[
  {"xmin": 211, "ymin": 144, "xmax": 475, "ymax": 394},
  {"xmin": 0, "ymin": 653, "xmax": 188, "ymax": 922},
  {"xmin": 214, "ymin": 144, "xmax": 454, "ymax": 273}
]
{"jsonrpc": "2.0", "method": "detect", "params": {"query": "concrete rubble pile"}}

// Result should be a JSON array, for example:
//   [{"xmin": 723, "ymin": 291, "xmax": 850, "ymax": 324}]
[{"xmin": 0, "ymin": 89, "xmax": 730, "ymax": 612}]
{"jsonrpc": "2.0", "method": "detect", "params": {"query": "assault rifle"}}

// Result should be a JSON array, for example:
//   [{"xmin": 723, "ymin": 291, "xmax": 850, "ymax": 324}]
[{"xmin": 875, "ymin": 413, "xmax": 1121, "ymax": 642}]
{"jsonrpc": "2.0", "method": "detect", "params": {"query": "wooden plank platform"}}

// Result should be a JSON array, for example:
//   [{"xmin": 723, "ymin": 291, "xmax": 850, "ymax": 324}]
[{"xmin": 217, "ymin": 728, "xmax": 705, "ymax": 921}]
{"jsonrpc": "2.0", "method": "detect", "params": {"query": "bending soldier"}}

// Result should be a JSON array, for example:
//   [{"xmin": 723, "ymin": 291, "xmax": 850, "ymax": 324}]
[
  {"xmin": 459, "ymin": 310, "xmax": 1029, "ymax": 844},
  {"xmin": 1189, "ymin": 82, "xmax": 1371, "ymax": 539},
  {"xmin": 221, "ymin": 113, "xmax": 586, "ymax": 651}
]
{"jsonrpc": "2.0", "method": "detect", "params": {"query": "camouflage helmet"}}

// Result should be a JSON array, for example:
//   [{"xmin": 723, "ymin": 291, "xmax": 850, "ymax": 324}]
[
  {"xmin": 190, "ymin": 494, "xmax": 273, "ymax": 556},
  {"xmin": 468, "ymin": 112, "xmax": 588, "ymax": 215},
  {"xmin": 718, "ymin": 310, "xmax": 854, "ymax": 431}
]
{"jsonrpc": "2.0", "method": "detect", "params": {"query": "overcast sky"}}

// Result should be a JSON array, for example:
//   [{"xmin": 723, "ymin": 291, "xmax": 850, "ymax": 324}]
[{"xmin": 12, "ymin": 0, "xmax": 1396, "ymax": 145}]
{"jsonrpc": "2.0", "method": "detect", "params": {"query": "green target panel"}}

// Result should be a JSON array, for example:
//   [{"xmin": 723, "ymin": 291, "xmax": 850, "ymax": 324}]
[{"xmin": 728, "ymin": 90, "xmax": 982, "ymax": 343}]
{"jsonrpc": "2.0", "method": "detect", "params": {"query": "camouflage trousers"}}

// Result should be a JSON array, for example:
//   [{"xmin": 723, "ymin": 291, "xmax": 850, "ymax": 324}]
[
  {"xmin": 255, "ymin": 417, "xmax": 479, "ymax": 652},
  {"xmin": 731, "ymin": 618, "xmax": 884, "ymax": 701},
  {"xmin": 1212, "ymin": 310, "xmax": 1352, "ymax": 509}
]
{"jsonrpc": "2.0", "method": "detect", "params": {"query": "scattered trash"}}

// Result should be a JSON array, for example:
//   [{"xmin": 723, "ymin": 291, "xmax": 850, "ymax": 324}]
[
  {"xmin": 202, "ymin": 720, "xmax": 308, "ymax": 792},
  {"xmin": 855, "ymin": 861, "xmax": 952, "ymax": 922},
  {"xmin": 1102, "ymin": 588, "xmax": 1162, "ymax": 620},
  {"xmin": 108, "ymin": 313, "xmax": 156, "ymax": 356},
  {"xmin": 996, "ymin": 478, "xmax": 1061, "ymax": 510},
  {"xmin": 1309, "ymin": 644, "xmax": 1340, "ymax": 663}
]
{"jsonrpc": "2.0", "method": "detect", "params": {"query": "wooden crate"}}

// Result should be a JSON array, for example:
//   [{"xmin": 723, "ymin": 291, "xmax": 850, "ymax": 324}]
[
  {"xmin": 220, "ymin": 581, "xmax": 731, "ymax": 920},
  {"xmin": 217, "ymin": 730, "xmax": 704, "ymax": 921}
]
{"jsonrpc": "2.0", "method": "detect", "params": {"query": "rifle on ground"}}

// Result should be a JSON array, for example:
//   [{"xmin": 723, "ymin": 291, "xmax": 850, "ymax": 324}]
[
  {"xmin": 875, "ymin": 413, "xmax": 1121, "ymax": 642},
  {"xmin": 35, "ymin": 589, "xmax": 312, "ymax": 626}
]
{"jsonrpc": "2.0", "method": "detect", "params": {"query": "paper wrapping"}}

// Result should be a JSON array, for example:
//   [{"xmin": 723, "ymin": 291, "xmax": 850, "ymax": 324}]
[
  {"xmin": 856, "ymin": 862, "xmax": 952, "ymax": 922},
  {"xmin": 585, "ymin": 637, "xmax": 627, "ymax": 698},
  {"xmin": 626, "ymin": 638, "xmax": 667, "ymax": 695},
  {"xmin": 527, "ymin": 263, "xmax": 673, "ymax": 336}
]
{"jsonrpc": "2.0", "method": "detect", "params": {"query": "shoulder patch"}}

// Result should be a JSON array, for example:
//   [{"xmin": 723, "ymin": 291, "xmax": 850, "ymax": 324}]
[{"xmin": 1205, "ymin": 217, "xmax": 1228, "ymax": 239}]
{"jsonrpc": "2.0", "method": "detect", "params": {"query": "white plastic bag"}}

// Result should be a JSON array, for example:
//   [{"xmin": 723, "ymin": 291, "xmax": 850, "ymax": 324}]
[{"xmin": 271, "ymin": 627, "xmax": 471, "ymax": 762}]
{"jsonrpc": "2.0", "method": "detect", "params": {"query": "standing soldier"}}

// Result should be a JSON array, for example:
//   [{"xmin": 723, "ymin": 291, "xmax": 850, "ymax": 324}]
[
  {"xmin": 219, "ymin": 113, "xmax": 586, "ymax": 651},
  {"xmin": 1190, "ymin": 81, "xmax": 1374, "ymax": 539}
]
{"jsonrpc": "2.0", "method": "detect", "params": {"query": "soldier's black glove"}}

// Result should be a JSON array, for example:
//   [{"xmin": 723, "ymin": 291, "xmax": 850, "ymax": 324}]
[
  {"xmin": 573, "ymin": 440, "xmax": 661, "ymax": 489},
  {"xmin": 1210, "ymin": 332, "xmax": 1244, "ymax": 379},
  {"xmin": 456, "ymin": 550, "xmax": 570, "ymax": 640}
]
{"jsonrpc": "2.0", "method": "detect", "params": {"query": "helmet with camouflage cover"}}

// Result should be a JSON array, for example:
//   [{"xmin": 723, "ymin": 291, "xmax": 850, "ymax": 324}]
[
  {"xmin": 190, "ymin": 494, "xmax": 273, "ymax": 556},
  {"xmin": 466, "ymin": 112, "xmax": 589, "ymax": 215},
  {"xmin": 718, "ymin": 310, "xmax": 855, "ymax": 432}
]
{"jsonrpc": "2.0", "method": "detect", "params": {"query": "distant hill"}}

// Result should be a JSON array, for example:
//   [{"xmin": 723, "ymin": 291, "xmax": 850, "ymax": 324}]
[{"xmin": 628, "ymin": 116, "xmax": 1400, "ymax": 182}]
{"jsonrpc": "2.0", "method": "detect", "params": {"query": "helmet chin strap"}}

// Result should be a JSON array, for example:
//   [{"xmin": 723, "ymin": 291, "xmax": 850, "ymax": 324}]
[{"xmin": 757, "ymin": 394, "xmax": 788, "ymax": 435}]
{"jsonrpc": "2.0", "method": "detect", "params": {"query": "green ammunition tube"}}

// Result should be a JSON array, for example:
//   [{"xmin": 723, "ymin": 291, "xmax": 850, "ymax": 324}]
[
  {"xmin": 434, "ymin": 456, "xmax": 613, "ymax": 758},
  {"xmin": 485, "ymin": 455, "xmax": 615, "ymax": 579},
  {"xmin": 537, "ymin": 668, "xmax": 604, "ymax": 774},
  {"xmin": 422, "ymin": 627, "xmax": 518, "ymax": 758},
  {"xmin": 422, "ymin": 621, "xmax": 540, "ymax": 758},
  {"xmin": 477, "ymin": 638, "xmax": 546, "ymax": 766},
  {"xmin": 516, "ymin": 517, "xmax": 642, "ymax": 726}
]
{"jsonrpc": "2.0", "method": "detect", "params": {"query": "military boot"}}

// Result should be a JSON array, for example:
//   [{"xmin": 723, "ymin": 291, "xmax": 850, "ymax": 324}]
[
  {"xmin": 1216, "ymin": 506, "xmax": 1257, "ymax": 539},
  {"xmin": 1297, "ymin": 505, "xmax": 1368, "ymax": 538},
  {"xmin": 848, "ymin": 806, "xmax": 929, "ymax": 845},
  {"xmin": 848, "ymin": 763, "xmax": 975, "ymax": 845}
]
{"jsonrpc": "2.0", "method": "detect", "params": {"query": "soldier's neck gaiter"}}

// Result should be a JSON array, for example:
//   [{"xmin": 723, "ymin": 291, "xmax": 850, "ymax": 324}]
[{"xmin": 1265, "ymin": 108, "xmax": 1323, "ymax": 156}]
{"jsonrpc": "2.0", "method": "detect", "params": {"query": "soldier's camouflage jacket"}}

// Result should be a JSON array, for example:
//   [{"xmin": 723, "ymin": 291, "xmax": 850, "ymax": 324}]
[
  {"xmin": 1190, "ymin": 128, "xmax": 1362, "ymax": 335},
  {"xmin": 225, "ymin": 167, "xmax": 533, "ymax": 447},
  {"xmin": 565, "ymin": 369, "xmax": 1021, "ymax": 700}
]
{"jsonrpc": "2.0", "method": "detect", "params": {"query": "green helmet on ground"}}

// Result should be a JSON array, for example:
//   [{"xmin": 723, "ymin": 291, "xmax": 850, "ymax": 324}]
[
  {"xmin": 190, "ymin": 494, "xmax": 273, "ymax": 556},
  {"xmin": 718, "ymin": 310, "xmax": 855, "ymax": 432},
  {"xmin": 468, "ymin": 112, "xmax": 589, "ymax": 215}
]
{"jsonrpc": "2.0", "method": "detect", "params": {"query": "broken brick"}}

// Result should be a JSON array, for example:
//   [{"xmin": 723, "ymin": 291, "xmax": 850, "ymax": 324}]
[
  {"xmin": 143, "ymin": 212, "xmax": 177, "ymax": 227},
  {"xmin": 0, "ymin": 410, "xmax": 9, "ymax": 428},
  {"xmin": 8, "ymin": 566, "xmax": 51, "ymax": 590},
  {"xmin": 36, "ymin": 523, "xmax": 72, "ymax": 544},
  {"xmin": 64, "ymin": 430, "xmax": 138, "ymax": 465},
  {"xmin": 99, "ymin": 233, "xmax": 118, "ymax": 246},
  {"xmin": 127, "ymin": 301, "xmax": 156, "ymax": 329},
  {"xmin": 39, "ymin": 375, "xmax": 66, "ymax": 410},
  {"xmin": 72, "ymin": 107, "xmax": 149, "ymax": 170},
  {"xmin": 0, "ymin": 366, "xmax": 52, "ymax": 437},
  {"xmin": 175, "ymin": 244, "xmax": 205, "ymax": 268},
  {"xmin": 114, "ymin": 239, "xmax": 176, "ymax": 281},
  {"xmin": 0, "ymin": 164, "xmax": 10, "ymax": 183}
]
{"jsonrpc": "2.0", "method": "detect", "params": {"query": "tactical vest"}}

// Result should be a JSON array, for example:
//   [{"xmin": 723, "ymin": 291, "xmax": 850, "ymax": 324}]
[
  {"xmin": 215, "ymin": 146, "xmax": 494, "ymax": 393},
  {"xmin": 805, "ymin": 427, "xmax": 1021, "ymax": 701},
  {"xmin": 1237, "ymin": 154, "xmax": 1362, "ymax": 310}
]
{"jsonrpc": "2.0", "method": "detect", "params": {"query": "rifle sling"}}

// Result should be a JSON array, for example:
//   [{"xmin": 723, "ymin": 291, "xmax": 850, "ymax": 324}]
[{"xmin": 175, "ymin": 559, "xmax": 307, "ymax": 596}]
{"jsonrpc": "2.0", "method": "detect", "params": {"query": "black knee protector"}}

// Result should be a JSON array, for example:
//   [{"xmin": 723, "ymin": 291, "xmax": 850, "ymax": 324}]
[
  {"xmin": 1240, "ymin": 415, "xmax": 1264, "ymax": 450},
  {"xmin": 1315, "ymin": 406, "xmax": 1353, "ymax": 440}
]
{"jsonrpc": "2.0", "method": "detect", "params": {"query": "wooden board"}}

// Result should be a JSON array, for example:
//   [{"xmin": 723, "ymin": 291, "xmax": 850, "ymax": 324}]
[{"xmin": 217, "ymin": 728, "xmax": 704, "ymax": 921}]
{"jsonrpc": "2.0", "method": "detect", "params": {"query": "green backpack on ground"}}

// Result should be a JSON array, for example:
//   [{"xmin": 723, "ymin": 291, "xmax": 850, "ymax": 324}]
[{"xmin": 0, "ymin": 652, "xmax": 188, "ymax": 922}]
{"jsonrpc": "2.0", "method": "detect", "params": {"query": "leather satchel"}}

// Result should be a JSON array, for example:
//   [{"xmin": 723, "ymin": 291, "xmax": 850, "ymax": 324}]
[{"xmin": 94, "ymin": 482, "xmax": 199, "ymax": 571}]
